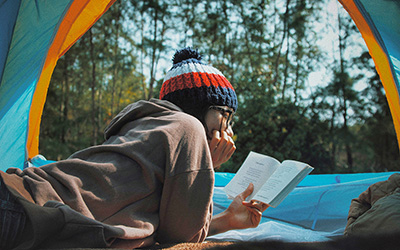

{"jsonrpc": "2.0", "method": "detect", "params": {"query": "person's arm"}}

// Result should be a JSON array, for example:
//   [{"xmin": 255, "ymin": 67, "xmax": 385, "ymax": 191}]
[
  {"xmin": 207, "ymin": 128, "xmax": 268, "ymax": 236},
  {"xmin": 156, "ymin": 115, "xmax": 215, "ymax": 244},
  {"xmin": 208, "ymin": 183, "xmax": 269, "ymax": 236}
]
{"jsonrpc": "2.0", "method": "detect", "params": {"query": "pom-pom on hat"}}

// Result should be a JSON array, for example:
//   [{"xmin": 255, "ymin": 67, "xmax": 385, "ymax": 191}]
[{"xmin": 160, "ymin": 47, "xmax": 238, "ymax": 114}]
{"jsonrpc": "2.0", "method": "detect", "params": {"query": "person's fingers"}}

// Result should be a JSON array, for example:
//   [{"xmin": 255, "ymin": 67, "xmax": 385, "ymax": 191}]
[
  {"xmin": 213, "ymin": 131, "xmax": 228, "ymax": 162},
  {"xmin": 220, "ymin": 132, "xmax": 235, "ymax": 157},
  {"xmin": 209, "ymin": 130, "xmax": 220, "ymax": 152},
  {"xmin": 218, "ymin": 131, "xmax": 230, "ymax": 159},
  {"xmin": 228, "ymin": 135, "xmax": 235, "ymax": 145},
  {"xmin": 225, "ymin": 145, "xmax": 236, "ymax": 160},
  {"xmin": 245, "ymin": 206, "xmax": 262, "ymax": 227},
  {"xmin": 209, "ymin": 130, "xmax": 236, "ymax": 166},
  {"xmin": 261, "ymin": 203, "xmax": 270, "ymax": 212},
  {"xmin": 239, "ymin": 183, "xmax": 254, "ymax": 200},
  {"xmin": 218, "ymin": 136, "xmax": 235, "ymax": 165},
  {"xmin": 242, "ymin": 200, "xmax": 270, "ymax": 213},
  {"xmin": 250, "ymin": 206, "xmax": 262, "ymax": 215},
  {"xmin": 226, "ymin": 125, "xmax": 234, "ymax": 137}
]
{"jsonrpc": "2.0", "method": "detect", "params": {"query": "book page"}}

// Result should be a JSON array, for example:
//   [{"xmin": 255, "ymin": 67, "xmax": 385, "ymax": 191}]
[
  {"xmin": 252, "ymin": 160, "xmax": 311, "ymax": 206},
  {"xmin": 224, "ymin": 151, "xmax": 281, "ymax": 201}
]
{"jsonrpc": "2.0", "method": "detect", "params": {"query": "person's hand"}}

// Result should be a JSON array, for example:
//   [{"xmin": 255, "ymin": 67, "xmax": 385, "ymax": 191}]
[
  {"xmin": 208, "ymin": 183, "xmax": 269, "ymax": 236},
  {"xmin": 225, "ymin": 183, "xmax": 269, "ymax": 230},
  {"xmin": 208, "ymin": 130, "xmax": 236, "ymax": 168}
]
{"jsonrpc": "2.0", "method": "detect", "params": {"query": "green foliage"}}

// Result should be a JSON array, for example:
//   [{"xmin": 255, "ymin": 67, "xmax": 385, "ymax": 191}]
[
  {"xmin": 220, "ymin": 98, "xmax": 332, "ymax": 174},
  {"xmin": 40, "ymin": 0, "xmax": 399, "ymax": 172},
  {"xmin": 40, "ymin": 0, "xmax": 144, "ymax": 159}
]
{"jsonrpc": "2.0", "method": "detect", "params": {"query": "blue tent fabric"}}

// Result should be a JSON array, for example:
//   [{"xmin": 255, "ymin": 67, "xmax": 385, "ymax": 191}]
[
  {"xmin": 356, "ymin": 0, "xmax": 400, "ymax": 86},
  {"xmin": 338, "ymin": 0, "xmax": 400, "ymax": 146},
  {"xmin": 0, "ymin": 0, "xmax": 20, "ymax": 82},
  {"xmin": 0, "ymin": 0, "xmax": 115, "ymax": 171},
  {"xmin": 0, "ymin": 0, "xmax": 74, "ymax": 170},
  {"xmin": 209, "ymin": 171, "xmax": 398, "ymax": 242}
]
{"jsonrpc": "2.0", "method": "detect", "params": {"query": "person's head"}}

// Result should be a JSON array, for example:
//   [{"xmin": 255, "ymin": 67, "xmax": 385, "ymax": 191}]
[{"xmin": 160, "ymin": 47, "xmax": 237, "ymax": 138}]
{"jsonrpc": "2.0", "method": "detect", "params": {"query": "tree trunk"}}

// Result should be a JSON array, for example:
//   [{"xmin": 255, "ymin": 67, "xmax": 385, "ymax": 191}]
[
  {"xmin": 111, "ymin": 4, "xmax": 121, "ymax": 116},
  {"xmin": 61, "ymin": 55, "xmax": 69, "ymax": 144},
  {"xmin": 338, "ymin": 11, "xmax": 353, "ymax": 172},
  {"xmin": 272, "ymin": 0, "xmax": 291, "ymax": 87},
  {"xmin": 89, "ymin": 29, "xmax": 98, "ymax": 145},
  {"xmin": 281, "ymin": 33, "xmax": 290, "ymax": 102}
]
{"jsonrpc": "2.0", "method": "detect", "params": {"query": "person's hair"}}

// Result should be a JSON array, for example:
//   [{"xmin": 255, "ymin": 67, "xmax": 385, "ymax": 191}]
[{"xmin": 184, "ymin": 104, "xmax": 210, "ymax": 127}]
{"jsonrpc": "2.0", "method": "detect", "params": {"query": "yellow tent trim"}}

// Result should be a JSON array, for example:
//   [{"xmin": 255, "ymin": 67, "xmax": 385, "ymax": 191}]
[
  {"xmin": 27, "ymin": 0, "xmax": 116, "ymax": 159},
  {"xmin": 339, "ymin": 0, "xmax": 400, "ymax": 149}
]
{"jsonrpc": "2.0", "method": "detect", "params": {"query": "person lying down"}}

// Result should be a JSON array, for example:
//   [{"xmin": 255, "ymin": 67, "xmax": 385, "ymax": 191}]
[{"xmin": 0, "ymin": 47, "xmax": 268, "ymax": 249}]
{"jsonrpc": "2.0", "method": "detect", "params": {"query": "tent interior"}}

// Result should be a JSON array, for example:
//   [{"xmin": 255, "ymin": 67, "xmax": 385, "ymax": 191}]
[
  {"xmin": 0, "ymin": 0, "xmax": 399, "ymax": 245},
  {"xmin": 30, "ymin": 155, "xmax": 399, "ymax": 242}
]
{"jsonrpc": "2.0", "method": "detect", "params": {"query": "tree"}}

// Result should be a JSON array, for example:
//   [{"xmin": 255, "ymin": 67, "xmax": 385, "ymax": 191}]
[
  {"xmin": 129, "ymin": 0, "xmax": 171, "ymax": 100},
  {"xmin": 40, "ymin": 0, "xmax": 397, "ymax": 174},
  {"xmin": 355, "ymin": 52, "xmax": 400, "ymax": 171},
  {"xmin": 310, "ymin": 6, "xmax": 362, "ymax": 173},
  {"xmin": 40, "ymin": 0, "xmax": 143, "ymax": 159}
]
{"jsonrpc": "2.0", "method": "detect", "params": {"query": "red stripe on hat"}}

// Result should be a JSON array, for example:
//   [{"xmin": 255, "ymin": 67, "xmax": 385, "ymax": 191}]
[
  {"xmin": 160, "ymin": 72, "xmax": 234, "ymax": 99},
  {"xmin": 214, "ymin": 74, "xmax": 230, "ymax": 89},
  {"xmin": 192, "ymin": 72, "xmax": 207, "ymax": 87},
  {"xmin": 199, "ymin": 71, "xmax": 211, "ymax": 87}
]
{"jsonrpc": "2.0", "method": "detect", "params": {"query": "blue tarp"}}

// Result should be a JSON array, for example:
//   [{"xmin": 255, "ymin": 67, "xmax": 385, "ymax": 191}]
[{"xmin": 209, "ymin": 171, "xmax": 397, "ymax": 242}]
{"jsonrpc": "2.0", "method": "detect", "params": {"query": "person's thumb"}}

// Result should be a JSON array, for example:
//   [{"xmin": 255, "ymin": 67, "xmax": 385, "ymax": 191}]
[{"xmin": 240, "ymin": 183, "xmax": 254, "ymax": 200}]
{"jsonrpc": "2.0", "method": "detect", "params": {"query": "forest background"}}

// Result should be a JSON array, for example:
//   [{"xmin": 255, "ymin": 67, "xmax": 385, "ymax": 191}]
[{"xmin": 40, "ymin": 0, "xmax": 400, "ymax": 174}]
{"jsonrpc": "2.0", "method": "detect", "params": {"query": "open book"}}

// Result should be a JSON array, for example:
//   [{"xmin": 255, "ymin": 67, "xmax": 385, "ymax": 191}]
[{"xmin": 224, "ymin": 151, "xmax": 313, "ymax": 208}]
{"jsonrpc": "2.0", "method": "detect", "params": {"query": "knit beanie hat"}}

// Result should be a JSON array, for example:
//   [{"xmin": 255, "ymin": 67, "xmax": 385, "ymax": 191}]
[{"xmin": 160, "ymin": 48, "xmax": 238, "ymax": 116}]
